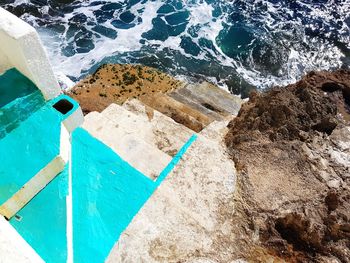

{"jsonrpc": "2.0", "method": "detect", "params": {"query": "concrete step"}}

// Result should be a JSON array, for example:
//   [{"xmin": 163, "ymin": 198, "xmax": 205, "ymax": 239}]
[
  {"xmin": 168, "ymin": 90, "xmax": 225, "ymax": 121},
  {"xmin": 199, "ymin": 119, "xmax": 230, "ymax": 142},
  {"xmin": 139, "ymin": 93, "xmax": 213, "ymax": 132},
  {"xmin": 122, "ymin": 99, "xmax": 194, "ymax": 156},
  {"xmin": 0, "ymin": 156, "xmax": 65, "ymax": 219},
  {"xmin": 83, "ymin": 109, "xmax": 172, "ymax": 180},
  {"xmin": 107, "ymin": 132, "xmax": 237, "ymax": 262},
  {"xmin": 175, "ymin": 82, "xmax": 243, "ymax": 117}
]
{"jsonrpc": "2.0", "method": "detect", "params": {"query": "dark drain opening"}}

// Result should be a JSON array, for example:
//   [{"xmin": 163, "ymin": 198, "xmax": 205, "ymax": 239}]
[
  {"xmin": 14, "ymin": 214, "xmax": 22, "ymax": 222},
  {"xmin": 53, "ymin": 99, "xmax": 74, "ymax": 115}
]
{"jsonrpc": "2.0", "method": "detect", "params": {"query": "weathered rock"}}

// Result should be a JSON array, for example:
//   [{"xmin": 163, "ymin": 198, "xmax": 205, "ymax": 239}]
[
  {"xmin": 67, "ymin": 64, "xmax": 182, "ymax": 114},
  {"xmin": 225, "ymin": 69, "xmax": 350, "ymax": 262}
]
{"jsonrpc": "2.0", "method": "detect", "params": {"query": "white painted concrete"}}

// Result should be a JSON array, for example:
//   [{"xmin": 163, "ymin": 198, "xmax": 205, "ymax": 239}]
[
  {"xmin": 0, "ymin": 8, "xmax": 61, "ymax": 100},
  {"xmin": 62, "ymin": 106, "xmax": 84, "ymax": 133},
  {"xmin": 0, "ymin": 216, "xmax": 44, "ymax": 262},
  {"xmin": 66, "ymin": 138, "xmax": 73, "ymax": 263},
  {"xmin": 0, "ymin": 50, "xmax": 9, "ymax": 74},
  {"xmin": 59, "ymin": 123, "xmax": 71, "ymax": 163}
]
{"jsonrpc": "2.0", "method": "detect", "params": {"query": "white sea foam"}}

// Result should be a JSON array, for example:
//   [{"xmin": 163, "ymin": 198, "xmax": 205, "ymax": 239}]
[
  {"xmin": 39, "ymin": 0, "xmax": 163, "ymax": 78},
  {"xmin": 3, "ymin": 0, "xmax": 349, "ymax": 94}
]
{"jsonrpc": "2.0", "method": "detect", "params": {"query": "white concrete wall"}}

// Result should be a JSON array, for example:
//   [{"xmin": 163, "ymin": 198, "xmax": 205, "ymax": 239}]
[
  {"xmin": 0, "ymin": 216, "xmax": 44, "ymax": 262},
  {"xmin": 0, "ymin": 8, "xmax": 61, "ymax": 100}
]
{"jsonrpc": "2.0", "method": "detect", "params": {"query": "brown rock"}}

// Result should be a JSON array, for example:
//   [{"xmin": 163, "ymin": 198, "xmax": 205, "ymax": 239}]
[
  {"xmin": 66, "ymin": 64, "xmax": 182, "ymax": 114},
  {"xmin": 224, "ymin": 69, "xmax": 350, "ymax": 262}
]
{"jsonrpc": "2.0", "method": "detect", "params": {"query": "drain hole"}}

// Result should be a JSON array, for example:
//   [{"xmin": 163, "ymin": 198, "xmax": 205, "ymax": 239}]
[
  {"xmin": 14, "ymin": 214, "xmax": 22, "ymax": 221},
  {"xmin": 53, "ymin": 99, "xmax": 74, "ymax": 114}
]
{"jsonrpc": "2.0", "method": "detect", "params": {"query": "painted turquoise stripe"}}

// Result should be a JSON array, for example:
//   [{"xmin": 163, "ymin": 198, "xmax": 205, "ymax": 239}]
[
  {"xmin": 10, "ymin": 129, "xmax": 197, "ymax": 263},
  {"xmin": 71, "ymin": 128, "xmax": 157, "ymax": 263},
  {"xmin": 155, "ymin": 134, "xmax": 198, "ymax": 187}
]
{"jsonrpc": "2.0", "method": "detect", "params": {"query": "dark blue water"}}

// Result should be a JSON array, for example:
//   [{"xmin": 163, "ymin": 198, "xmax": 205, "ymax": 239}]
[{"xmin": 1, "ymin": 0, "xmax": 349, "ymax": 96}]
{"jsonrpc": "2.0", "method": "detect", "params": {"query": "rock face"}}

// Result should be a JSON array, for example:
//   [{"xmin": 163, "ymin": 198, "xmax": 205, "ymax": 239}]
[
  {"xmin": 68, "ymin": 64, "xmax": 243, "ymax": 132},
  {"xmin": 225, "ymin": 69, "xmax": 350, "ymax": 262}
]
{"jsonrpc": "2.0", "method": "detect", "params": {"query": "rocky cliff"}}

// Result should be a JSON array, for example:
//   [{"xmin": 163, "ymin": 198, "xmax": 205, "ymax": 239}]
[{"xmin": 225, "ymin": 69, "xmax": 350, "ymax": 262}]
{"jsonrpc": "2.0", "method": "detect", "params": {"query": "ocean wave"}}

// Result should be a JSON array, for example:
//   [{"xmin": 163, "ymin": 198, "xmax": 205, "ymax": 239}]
[{"xmin": 1, "ymin": 0, "xmax": 349, "ymax": 96}]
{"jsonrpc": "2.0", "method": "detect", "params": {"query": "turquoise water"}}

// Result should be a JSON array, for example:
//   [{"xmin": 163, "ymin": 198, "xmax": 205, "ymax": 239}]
[
  {"xmin": 10, "ymin": 128, "xmax": 196, "ymax": 262},
  {"xmin": 0, "ymin": 68, "xmax": 45, "ymax": 139}
]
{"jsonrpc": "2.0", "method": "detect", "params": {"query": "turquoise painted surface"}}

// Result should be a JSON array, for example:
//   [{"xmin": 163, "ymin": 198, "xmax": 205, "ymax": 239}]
[
  {"xmin": 10, "ymin": 168, "xmax": 68, "ymax": 263},
  {"xmin": 155, "ymin": 134, "xmax": 198, "ymax": 187},
  {"xmin": 0, "ymin": 68, "xmax": 45, "ymax": 139},
  {"xmin": 0, "ymin": 101, "xmax": 62, "ymax": 205},
  {"xmin": 10, "ymin": 127, "xmax": 197, "ymax": 262},
  {"xmin": 50, "ymin": 94, "xmax": 81, "ymax": 119},
  {"xmin": 0, "ymin": 89, "xmax": 81, "ymax": 204},
  {"xmin": 72, "ymin": 128, "xmax": 157, "ymax": 262}
]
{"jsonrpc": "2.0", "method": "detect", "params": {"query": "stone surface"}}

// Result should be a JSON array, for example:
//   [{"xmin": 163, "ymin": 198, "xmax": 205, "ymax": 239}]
[
  {"xmin": 168, "ymin": 89, "xmax": 225, "ymax": 121},
  {"xmin": 176, "ymin": 82, "xmax": 242, "ymax": 117},
  {"xmin": 83, "ymin": 107, "xmax": 172, "ymax": 180},
  {"xmin": 68, "ymin": 64, "xmax": 182, "ymax": 114},
  {"xmin": 107, "ymin": 134, "xmax": 238, "ymax": 262},
  {"xmin": 140, "ymin": 93, "xmax": 212, "ymax": 132},
  {"xmin": 224, "ymin": 69, "xmax": 350, "ymax": 262},
  {"xmin": 122, "ymin": 99, "xmax": 194, "ymax": 156},
  {"xmin": 68, "ymin": 64, "xmax": 244, "ymax": 134}
]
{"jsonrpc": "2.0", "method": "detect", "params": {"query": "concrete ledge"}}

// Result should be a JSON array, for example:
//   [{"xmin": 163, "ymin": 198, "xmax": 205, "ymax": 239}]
[
  {"xmin": 0, "ymin": 8, "xmax": 61, "ymax": 100},
  {"xmin": 63, "ymin": 106, "xmax": 84, "ymax": 133},
  {"xmin": 50, "ymin": 94, "xmax": 84, "ymax": 132},
  {"xmin": 0, "ymin": 216, "xmax": 44, "ymax": 262}
]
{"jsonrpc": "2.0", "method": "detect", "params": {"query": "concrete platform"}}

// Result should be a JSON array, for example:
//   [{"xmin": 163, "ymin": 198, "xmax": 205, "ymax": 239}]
[
  {"xmin": 122, "ymin": 99, "xmax": 194, "ymax": 156},
  {"xmin": 83, "ymin": 107, "xmax": 172, "ymax": 180},
  {"xmin": 140, "ymin": 93, "xmax": 213, "ymax": 132},
  {"xmin": 80, "ymin": 81, "xmax": 243, "ymax": 262},
  {"xmin": 0, "ymin": 216, "xmax": 43, "ymax": 262},
  {"xmin": 175, "ymin": 82, "xmax": 243, "ymax": 117},
  {"xmin": 169, "ymin": 89, "xmax": 226, "ymax": 121},
  {"xmin": 106, "ymin": 134, "xmax": 237, "ymax": 262}
]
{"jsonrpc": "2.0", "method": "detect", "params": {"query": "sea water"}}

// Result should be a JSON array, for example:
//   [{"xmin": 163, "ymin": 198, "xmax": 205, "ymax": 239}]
[{"xmin": 1, "ymin": 0, "xmax": 349, "ymax": 97}]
